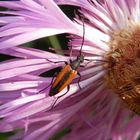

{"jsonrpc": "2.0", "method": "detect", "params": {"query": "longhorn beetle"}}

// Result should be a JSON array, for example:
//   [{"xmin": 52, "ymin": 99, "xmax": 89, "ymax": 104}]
[
  {"xmin": 49, "ymin": 28, "xmax": 85, "ymax": 97},
  {"xmin": 39, "ymin": 19, "xmax": 104, "ymax": 108},
  {"xmin": 45, "ymin": 20, "xmax": 86, "ymax": 108}
]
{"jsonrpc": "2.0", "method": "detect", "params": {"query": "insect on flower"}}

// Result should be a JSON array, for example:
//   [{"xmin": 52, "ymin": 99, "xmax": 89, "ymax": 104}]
[
  {"xmin": 2, "ymin": 1, "xmax": 140, "ymax": 140},
  {"xmin": 37, "ymin": 19, "xmax": 86, "ymax": 108},
  {"xmin": 40, "ymin": 19, "xmax": 105, "ymax": 108}
]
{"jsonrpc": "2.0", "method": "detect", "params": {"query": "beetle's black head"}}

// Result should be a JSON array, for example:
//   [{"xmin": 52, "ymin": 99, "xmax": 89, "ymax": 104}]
[{"xmin": 77, "ymin": 54, "xmax": 84, "ymax": 63}]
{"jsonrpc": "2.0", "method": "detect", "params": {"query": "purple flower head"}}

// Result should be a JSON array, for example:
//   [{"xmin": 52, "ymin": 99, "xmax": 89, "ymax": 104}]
[{"xmin": 0, "ymin": 0, "xmax": 140, "ymax": 140}]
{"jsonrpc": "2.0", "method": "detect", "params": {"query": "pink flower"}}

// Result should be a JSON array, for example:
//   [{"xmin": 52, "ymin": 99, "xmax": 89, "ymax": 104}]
[{"xmin": 0, "ymin": 0, "xmax": 140, "ymax": 140}]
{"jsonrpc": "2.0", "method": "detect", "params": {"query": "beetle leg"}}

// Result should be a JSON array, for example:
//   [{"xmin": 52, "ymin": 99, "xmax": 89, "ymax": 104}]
[
  {"xmin": 37, "ymin": 69, "xmax": 62, "ymax": 94},
  {"xmin": 79, "ymin": 64, "xmax": 85, "ymax": 67},
  {"xmin": 80, "ymin": 59, "xmax": 92, "ymax": 67},
  {"xmin": 84, "ymin": 58, "xmax": 108, "ymax": 63},
  {"xmin": 46, "ymin": 58, "xmax": 68, "ymax": 64},
  {"xmin": 70, "ymin": 59, "xmax": 72, "ymax": 63},
  {"xmin": 36, "ymin": 76, "xmax": 56, "ymax": 94},
  {"xmin": 77, "ymin": 72, "xmax": 82, "ymax": 89},
  {"xmin": 50, "ymin": 85, "xmax": 70, "ymax": 110}
]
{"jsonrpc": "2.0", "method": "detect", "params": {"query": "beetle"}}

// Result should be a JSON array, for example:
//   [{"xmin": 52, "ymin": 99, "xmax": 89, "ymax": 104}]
[
  {"xmin": 35, "ymin": 20, "xmax": 86, "ymax": 109},
  {"xmin": 48, "ymin": 20, "xmax": 85, "ymax": 98},
  {"xmin": 49, "ymin": 54, "xmax": 84, "ymax": 97},
  {"xmin": 38, "ymin": 19, "xmax": 107, "ymax": 108}
]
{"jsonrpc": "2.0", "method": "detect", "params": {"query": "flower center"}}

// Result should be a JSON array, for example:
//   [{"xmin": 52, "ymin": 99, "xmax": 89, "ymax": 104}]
[{"xmin": 104, "ymin": 24, "xmax": 140, "ymax": 114}]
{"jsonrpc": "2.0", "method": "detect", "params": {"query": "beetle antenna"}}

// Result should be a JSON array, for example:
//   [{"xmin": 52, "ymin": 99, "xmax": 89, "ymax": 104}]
[{"xmin": 79, "ymin": 18, "xmax": 85, "ymax": 56}]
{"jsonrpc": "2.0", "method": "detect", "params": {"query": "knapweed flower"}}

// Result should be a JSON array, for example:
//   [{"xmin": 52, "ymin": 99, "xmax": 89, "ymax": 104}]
[{"xmin": 0, "ymin": 0, "xmax": 140, "ymax": 140}]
